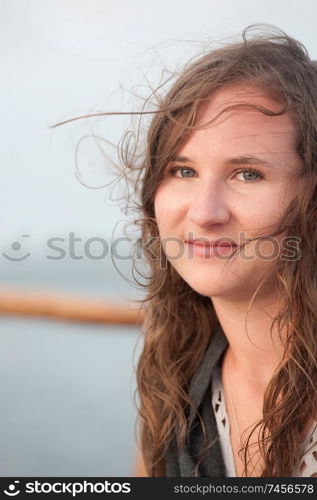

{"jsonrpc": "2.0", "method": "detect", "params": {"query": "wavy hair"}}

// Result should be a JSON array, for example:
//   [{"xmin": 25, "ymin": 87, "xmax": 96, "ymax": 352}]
[
  {"xmin": 130, "ymin": 26, "xmax": 317, "ymax": 477},
  {"xmin": 52, "ymin": 24, "xmax": 317, "ymax": 477}
]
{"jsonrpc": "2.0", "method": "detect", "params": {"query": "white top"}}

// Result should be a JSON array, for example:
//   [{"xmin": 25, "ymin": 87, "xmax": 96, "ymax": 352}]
[{"xmin": 211, "ymin": 359, "xmax": 317, "ymax": 477}]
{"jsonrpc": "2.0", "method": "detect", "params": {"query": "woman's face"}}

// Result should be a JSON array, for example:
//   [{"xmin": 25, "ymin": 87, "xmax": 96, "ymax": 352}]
[{"xmin": 154, "ymin": 84, "xmax": 303, "ymax": 300}]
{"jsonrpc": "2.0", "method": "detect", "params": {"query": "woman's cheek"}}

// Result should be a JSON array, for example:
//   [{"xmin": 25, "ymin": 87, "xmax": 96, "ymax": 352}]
[{"xmin": 155, "ymin": 189, "xmax": 180, "ymax": 229}]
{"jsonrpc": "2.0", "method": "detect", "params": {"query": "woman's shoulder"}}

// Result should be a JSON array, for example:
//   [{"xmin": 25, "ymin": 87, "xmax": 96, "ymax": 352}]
[{"xmin": 294, "ymin": 421, "xmax": 317, "ymax": 477}]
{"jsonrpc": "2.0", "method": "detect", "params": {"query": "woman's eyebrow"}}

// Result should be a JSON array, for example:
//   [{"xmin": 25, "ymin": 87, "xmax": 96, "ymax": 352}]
[
  {"xmin": 227, "ymin": 156, "xmax": 276, "ymax": 169},
  {"xmin": 170, "ymin": 155, "xmax": 191, "ymax": 163},
  {"xmin": 170, "ymin": 155, "xmax": 275, "ymax": 168}
]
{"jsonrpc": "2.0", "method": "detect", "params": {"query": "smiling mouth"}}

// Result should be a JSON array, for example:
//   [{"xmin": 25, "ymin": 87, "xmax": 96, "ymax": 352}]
[
  {"xmin": 185, "ymin": 240, "xmax": 238, "ymax": 258},
  {"xmin": 186, "ymin": 239, "xmax": 238, "ymax": 248}
]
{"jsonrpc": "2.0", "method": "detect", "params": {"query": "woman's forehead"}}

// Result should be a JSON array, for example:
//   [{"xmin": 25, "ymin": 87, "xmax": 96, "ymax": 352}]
[
  {"xmin": 173, "ymin": 89, "xmax": 301, "ymax": 171},
  {"xmin": 181, "ymin": 114, "xmax": 296, "ymax": 159},
  {"xmin": 173, "ymin": 85, "xmax": 296, "ymax": 152}
]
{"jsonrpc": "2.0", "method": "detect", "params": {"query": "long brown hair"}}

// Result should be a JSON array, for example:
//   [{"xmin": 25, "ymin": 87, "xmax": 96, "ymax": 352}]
[
  {"xmin": 131, "ymin": 26, "xmax": 317, "ymax": 477},
  {"xmin": 52, "ymin": 25, "xmax": 317, "ymax": 476}
]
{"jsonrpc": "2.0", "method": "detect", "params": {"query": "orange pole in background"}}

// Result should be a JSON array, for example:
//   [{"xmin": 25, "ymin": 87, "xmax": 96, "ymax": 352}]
[{"xmin": 0, "ymin": 288, "xmax": 144, "ymax": 325}]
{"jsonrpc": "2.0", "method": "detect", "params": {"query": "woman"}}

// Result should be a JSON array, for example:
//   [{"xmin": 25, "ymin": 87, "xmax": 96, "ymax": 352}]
[
  {"xmin": 133, "ymin": 26, "xmax": 317, "ymax": 477},
  {"xmin": 53, "ymin": 25, "xmax": 317, "ymax": 478}
]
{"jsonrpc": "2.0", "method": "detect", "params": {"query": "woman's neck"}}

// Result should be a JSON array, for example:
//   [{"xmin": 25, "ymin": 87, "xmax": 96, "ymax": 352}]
[{"xmin": 211, "ymin": 292, "xmax": 286, "ymax": 388}]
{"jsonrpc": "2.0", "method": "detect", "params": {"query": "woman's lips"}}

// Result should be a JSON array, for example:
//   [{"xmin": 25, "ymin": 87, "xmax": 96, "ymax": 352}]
[{"xmin": 186, "ymin": 240, "xmax": 237, "ymax": 258}]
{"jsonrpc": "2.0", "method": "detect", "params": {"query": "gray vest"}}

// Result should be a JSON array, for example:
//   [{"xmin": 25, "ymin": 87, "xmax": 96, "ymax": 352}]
[{"xmin": 165, "ymin": 326, "xmax": 228, "ymax": 476}]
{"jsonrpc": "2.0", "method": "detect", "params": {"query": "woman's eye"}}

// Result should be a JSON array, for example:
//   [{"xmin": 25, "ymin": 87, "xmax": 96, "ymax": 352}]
[
  {"xmin": 234, "ymin": 168, "xmax": 264, "ymax": 182},
  {"xmin": 169, "ymin": 167, "xmax": 196, "ymax": 178}
]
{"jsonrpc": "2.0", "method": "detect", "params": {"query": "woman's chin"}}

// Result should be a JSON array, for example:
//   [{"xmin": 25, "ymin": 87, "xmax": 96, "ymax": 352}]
[
  {"xmin": 177, "ymin": 275, "xmax": 240, "ymax": 298},
  {"xmin": 172, "ymin": 257, "xmax": 277, "ymax": 300}
]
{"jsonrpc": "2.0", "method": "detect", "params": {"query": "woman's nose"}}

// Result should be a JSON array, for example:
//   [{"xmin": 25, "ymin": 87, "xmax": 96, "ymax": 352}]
[{"xmin": 187, "ymin": 181, "xmax": 231, "ymax": 227}]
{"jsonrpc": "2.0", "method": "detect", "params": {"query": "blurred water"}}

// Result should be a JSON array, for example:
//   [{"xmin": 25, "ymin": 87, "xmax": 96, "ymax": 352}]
[
  {"xmin": 0, "ymin": 253, "xmax": 145, "ymax": 301},
  {"xmin": 0, "ymin": 257, "xmax": 144, "ymax": 476}
]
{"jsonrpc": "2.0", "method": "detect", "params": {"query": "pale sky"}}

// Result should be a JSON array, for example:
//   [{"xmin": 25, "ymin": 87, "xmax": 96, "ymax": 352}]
[{"xmin": 2, "ymin": 0, "xmax": 317, "ymax": 255}]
